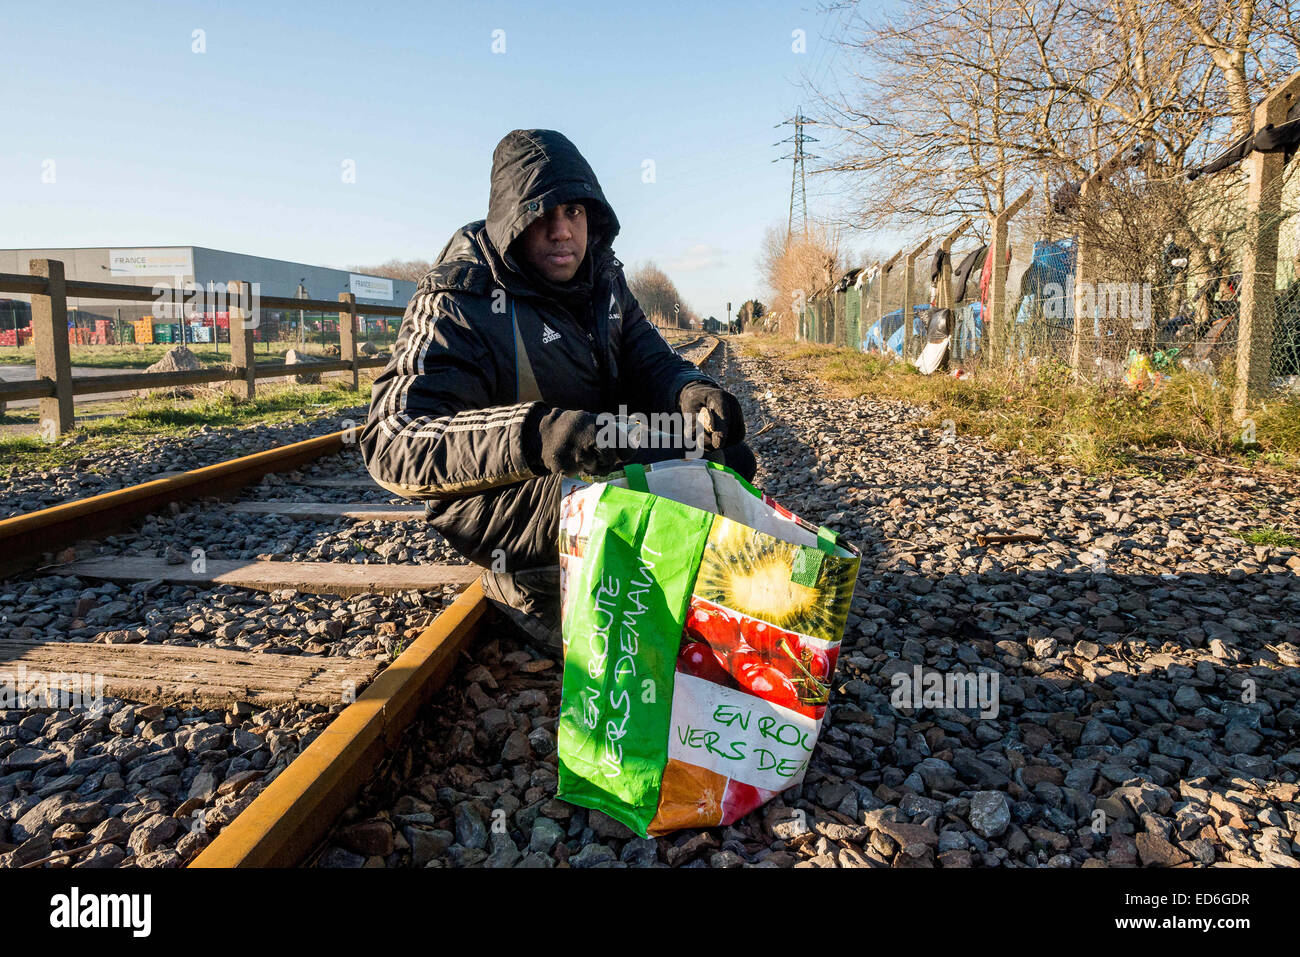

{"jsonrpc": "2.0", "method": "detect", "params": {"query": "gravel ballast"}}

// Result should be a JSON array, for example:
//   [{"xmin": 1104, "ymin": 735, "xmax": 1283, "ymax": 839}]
[
  {"xmin": 314, "ymin": 341, "xmax": 1300, "ymax": 869},
  {"xmin": 6, "ymin": 339, "xmax": 1298, "ymax": 868}
]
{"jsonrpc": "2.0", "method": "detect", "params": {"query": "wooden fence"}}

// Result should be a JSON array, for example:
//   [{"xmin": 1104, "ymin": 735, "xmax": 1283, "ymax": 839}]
[{"xmin": 0, "ymin": 259, "xmax": 407, "ymax": 435}]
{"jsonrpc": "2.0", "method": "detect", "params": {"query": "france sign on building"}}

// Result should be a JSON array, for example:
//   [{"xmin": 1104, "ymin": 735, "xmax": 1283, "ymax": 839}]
[
  {"xmin": 348, "ymin": 274, "xmax": 393, "ymax": 301},
  {"xmin": 108, "ymin": 248, "xmax": 195, "ymax": 277}
]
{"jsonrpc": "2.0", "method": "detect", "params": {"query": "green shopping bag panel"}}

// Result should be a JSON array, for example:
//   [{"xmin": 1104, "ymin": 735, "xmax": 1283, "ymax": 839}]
[{"xmin": 556, "ymin": 484, "xmax": 713, "ymax": 837}]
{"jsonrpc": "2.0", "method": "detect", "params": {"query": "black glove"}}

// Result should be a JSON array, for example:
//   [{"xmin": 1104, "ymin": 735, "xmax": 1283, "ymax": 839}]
[
  {"xmin": 522, "ymin": 406, "xmax": 625, "ymax": 476},
  {"xmin": 678, "ymin": 382, "xmax": 745, "ymax": 451}
]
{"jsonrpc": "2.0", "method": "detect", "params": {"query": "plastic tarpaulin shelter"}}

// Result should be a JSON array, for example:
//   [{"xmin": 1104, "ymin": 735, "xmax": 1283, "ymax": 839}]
[
  {"xmin": 1016, "ymin": 238, "xmax": 1076, "ymax": 325},
  {"xmin": 881, "ymin": 306, "xmax": 930, "ymax": 357},
  {"xmin": 862, "ymin": 317, "xmax": 886, "ymax": 352},
  {"xmin": 1009, "ymin": 238, "xmax": 1077, "ymax": 359}
]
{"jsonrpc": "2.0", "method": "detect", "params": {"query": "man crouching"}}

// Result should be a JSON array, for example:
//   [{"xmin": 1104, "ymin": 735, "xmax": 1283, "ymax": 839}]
[{"xmin": 361, "ymin": 129, "xmax": 753, "ymax": 655}]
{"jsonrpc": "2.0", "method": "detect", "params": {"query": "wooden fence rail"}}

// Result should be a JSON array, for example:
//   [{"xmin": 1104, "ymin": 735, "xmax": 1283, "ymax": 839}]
[{"xmin": 0, "ymin": 259, "xmax": 407, "ymax": 434}]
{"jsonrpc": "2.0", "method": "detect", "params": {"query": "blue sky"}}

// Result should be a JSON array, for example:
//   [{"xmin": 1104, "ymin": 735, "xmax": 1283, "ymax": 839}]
[{"xmin": 1, "ymin": 0, "xmax": 872, "ymax": 321}]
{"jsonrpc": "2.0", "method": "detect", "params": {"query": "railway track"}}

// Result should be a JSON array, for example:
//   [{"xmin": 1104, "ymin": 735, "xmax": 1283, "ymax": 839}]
[{"xmin": 0, "ymin": 336, "xmax": 720, "ymax": 869}]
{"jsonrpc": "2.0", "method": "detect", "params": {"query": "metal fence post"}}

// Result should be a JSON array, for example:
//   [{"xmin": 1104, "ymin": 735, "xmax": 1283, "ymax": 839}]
[
  {"xmin": 30, "ymin": 258, "xmax": 74, "ymax": 435},
  {"xmin": 228, "ymin": 280, "xmax": 256, "ymax": 399},
  {"xmin": 338, "ymin": 292, "xmax": 358, "ymax": 390},
  {"xmin": 1235, "ymin": 70, "xmax": 1300, "ymax": 417}
]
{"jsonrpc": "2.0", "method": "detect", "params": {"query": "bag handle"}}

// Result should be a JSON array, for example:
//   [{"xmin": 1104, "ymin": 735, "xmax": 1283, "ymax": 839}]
[
  {"xmin": 623, "ymin": 462, "xmax": 649, "ymax": 493},
  {"xmin": 791, "ymin": 527, "xmax": 839, "ymax": 588}
]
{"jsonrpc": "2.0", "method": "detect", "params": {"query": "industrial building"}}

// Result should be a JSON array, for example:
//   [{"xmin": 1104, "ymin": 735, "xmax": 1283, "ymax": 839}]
[{"xmin": 0, "ymin": 246, "xmax": 416, "ymax": 346}]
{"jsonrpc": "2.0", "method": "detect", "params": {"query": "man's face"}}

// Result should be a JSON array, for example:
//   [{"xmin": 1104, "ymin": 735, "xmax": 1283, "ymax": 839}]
[{"xmin": 516, "ymin": 202, "xmax": 587, "ymax": 282}]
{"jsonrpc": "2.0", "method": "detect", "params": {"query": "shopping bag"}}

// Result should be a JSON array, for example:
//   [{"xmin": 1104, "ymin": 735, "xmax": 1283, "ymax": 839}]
[{"xmin": 555, "ymin": 458, "xmax": 860, "ymax": 837}]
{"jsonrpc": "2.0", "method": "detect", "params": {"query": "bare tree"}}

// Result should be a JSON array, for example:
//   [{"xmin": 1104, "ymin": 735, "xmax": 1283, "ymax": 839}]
[
  {"xmin": 759, "ymin": 222, "xmax": 849, "ymax": 336},
  {"xmin": 809, "ymin": 0, "xmax": 1299, "ymax": 241},
  {"xmin": 349, "ymin": 259, "xmax": 437, "ymax": 283},
  {"xmin": 627, "ymin": 261, "xmax": 695, "ymax": 328},
  {"xmin": 736, "ymin": 299, "xmax": 767, "ymax": 333},
  {"xmin": 811, "ymin": 0, "xmax": 1069, "ymax": 235}
]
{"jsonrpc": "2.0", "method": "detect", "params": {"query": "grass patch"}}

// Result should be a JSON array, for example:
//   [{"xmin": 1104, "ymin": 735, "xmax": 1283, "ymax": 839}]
[
  {"xmin": 736, "ymin": 334, "xmax": 1300, "ymax": 476},
  {"xmin": 1238, "ymin": 526, "xmax": 1300, "ymax": 547},
  {"xmin": 0, "ymin": 377, "xmax": 373, "ymax": 476}
]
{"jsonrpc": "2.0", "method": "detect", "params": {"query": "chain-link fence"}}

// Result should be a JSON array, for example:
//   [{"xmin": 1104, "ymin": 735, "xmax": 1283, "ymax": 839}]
[
  {"xmin": 868, "ymin": 259, "xmax": 901, "ymax": 354},
  {"xmin": 948, "ymin": 243, "xmax": 986, "ymax": 362},
  {"xmin": 796, "ymin": 139, "xmax": 1300, "ymax": 411}
]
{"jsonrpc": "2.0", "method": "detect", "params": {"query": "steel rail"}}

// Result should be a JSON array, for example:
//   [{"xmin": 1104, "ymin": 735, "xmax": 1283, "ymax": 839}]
[
  {"xmin": 1, "ymin": 334, "xmax": 724, "ymax": 867},
  {"xmin": 0, "ymin": 429, "xmax": 353, "ymax": 579},
  {"xmin": 189, "ymin": 579, "xmax": 487, "ymax": 867}
]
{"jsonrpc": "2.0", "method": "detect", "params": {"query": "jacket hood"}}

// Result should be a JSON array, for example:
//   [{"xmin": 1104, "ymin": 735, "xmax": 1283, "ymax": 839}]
[
  {"xmin": 485, "ymin": 129, "xmax": 620, "ymax": 259},
  {"xmin": 423, "ymin": 130, "xmax": 621, "ymax": 304}
]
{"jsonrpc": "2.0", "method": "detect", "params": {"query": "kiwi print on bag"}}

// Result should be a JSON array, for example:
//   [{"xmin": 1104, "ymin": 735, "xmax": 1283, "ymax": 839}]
[{"xmin": 694, "ymin": 516, "xmax": 856, "ymax": 643}]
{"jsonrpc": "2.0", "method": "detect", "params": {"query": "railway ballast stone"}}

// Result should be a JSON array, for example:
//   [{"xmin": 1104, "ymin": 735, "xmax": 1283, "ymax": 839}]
[
  {"xmin": 11, "ymin": 339, "xmax": 1300, "ymax": 870},
  {"xmin": 0, "ymin": 693, "xmax": 343, "ymax": 869}
]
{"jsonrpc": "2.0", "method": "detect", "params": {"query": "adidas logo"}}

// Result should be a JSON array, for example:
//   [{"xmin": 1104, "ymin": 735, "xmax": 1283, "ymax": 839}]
[
  {"xmin": 608, "ymin": 291, "xmax": 622, "ymax": 323},
  {"xmin": 542, "ymin": 324, "xmax": 561, "ymax": 344}
]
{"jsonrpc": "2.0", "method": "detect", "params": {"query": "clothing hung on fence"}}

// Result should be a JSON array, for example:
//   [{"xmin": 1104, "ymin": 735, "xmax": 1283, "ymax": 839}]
[
  {"xmin": 951, "ymin": 245, "xmax": 988, "ymax": 303},
  {"xmin": 929, "ymin": 248, "xmax": 946, "ymax": 285},
  {"xmin": 978, "ymin": 243, "xmax": 1012, "ymax": 317},
  {"xmin": 953, "ymin": 300, "xmax": 983, "ymax": 359},
  {"xmin": 915, "ymin": 307, "xmax": 954, "ymax": 375},
  {"xmin": 1187, "ymin": 98, "xmax": 1300, "ymax": 180},
  {"xmin": 927, "ymin": 248, "xmax": 944, "ymax": 305}
]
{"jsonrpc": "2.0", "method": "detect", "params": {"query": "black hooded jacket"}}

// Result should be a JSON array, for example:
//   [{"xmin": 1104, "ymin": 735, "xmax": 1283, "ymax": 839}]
[{"xmin": 361, "ymin": 129, "xmax": 715, "ymax": 569}]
